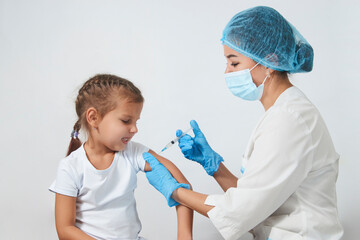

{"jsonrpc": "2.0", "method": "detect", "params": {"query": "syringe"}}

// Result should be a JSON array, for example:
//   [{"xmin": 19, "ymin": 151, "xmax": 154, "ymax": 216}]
[{"xmin": 159, "ymin": 127, "xmax": 193, "ymax": 153}]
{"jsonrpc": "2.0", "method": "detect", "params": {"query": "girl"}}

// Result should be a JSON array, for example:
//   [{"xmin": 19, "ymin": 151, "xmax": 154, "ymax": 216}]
[{"xmin": 49, "ymin": 74, "xmax": 193, "ymax": 240}]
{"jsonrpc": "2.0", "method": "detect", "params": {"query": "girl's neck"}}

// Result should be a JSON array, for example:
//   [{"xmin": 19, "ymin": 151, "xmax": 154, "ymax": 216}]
[
  {"xmin": 85, "ymin": 138, "xmax": 114, "ymax": 155},
  {"xmin": 84, "ymin": 138, "xmax": 115, "ymax": 170}
]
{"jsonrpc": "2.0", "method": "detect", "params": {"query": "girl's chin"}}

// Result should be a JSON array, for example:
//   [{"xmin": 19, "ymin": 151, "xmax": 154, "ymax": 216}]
[
  {"xmin": 106, "ymin": 144, "xmax": 126, "ymax": 152},
  {"xmin": 107, "ymin": 139, "xmax": 130, "ymax": 152},
  {"xmin": 117, "ymin": 142, "xmax": 128, "ymax": 151}
]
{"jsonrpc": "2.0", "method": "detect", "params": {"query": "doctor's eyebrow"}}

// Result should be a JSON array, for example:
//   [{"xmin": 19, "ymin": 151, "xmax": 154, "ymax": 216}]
[{"xmin": 226, "ymin": 54, "xmax": 239, "ymax": 59}]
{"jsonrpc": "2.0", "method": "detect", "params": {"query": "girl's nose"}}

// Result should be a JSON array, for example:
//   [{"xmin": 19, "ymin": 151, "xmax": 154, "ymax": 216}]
[{"xmin": 130, "ymin": 124, "xmax": 138, "ymax": 134}]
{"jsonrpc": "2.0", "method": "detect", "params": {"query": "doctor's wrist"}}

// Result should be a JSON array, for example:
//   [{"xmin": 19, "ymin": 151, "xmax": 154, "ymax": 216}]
[
  {"xmin": 171, "ymin": 188, "xmax": 181, "ymax": 203},
  {"xmin": 204, "ymin": 152, "xmax": 224, "ymax": 176},
  {"xmin": 169, "ymin": 183, "xmax": 190, "ymax": 207}
]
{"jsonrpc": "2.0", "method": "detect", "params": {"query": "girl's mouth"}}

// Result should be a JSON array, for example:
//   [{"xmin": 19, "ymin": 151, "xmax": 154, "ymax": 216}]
[{"xmin": 121, "ymin": 137, "xmax": 131, "ymax": 144}]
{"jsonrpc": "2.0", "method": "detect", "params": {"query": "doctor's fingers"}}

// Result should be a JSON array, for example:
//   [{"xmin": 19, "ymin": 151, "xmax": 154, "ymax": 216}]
[
  {"xmin": 178, "ymin": 134, "xmax": 193, "ymax": 144},
  {"xmin": 179, "ymin": 138, "xmax": 194, "ymax": 149},
  {"xmin": 179, "ymin": 144, "xmax": 194, "ymax": 158},
  {"xmin": 143, "ymin": 152, "xmax": 161, "ymax": 169},
  {"xmin": 176, "ymin": 129, "xmax": 183, "ymax": 137}
]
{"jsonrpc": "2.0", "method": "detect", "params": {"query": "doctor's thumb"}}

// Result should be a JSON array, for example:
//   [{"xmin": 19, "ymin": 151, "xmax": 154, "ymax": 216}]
[
  {"xmin": 190, "ymin": 120, "xmax": 203, "ymax": 137},
  {"xmin": 143, "ymin": 152, "xmax": 160, "ymax": 168}
]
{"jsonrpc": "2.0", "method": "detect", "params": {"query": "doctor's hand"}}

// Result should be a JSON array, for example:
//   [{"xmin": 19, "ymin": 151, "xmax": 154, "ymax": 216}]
[
  {"xmin": 177, "ymin": 120, "xmax": 224, "ymax": 176},
  {"xmin": 143, "ymin": 152, "xmax": 190, "ymax": 207}
]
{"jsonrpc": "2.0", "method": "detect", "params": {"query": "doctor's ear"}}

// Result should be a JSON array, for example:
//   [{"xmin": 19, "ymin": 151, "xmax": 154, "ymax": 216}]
[
  {"xmin": 266, "ymin": 68, "xmax": 275, "ymax": 75},
  {"xmin": 86, "ymin": 107, "xmax": 100, "ymax": 128}
]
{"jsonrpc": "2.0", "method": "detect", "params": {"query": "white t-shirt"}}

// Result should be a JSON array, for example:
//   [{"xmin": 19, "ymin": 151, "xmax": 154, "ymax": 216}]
[
  {"xmin": 49, "ymin": 141, "xmax": 149, "ymax": 240},
  {"xmin": 205, "ymin": 87, "xmax": 343, "ymax": 240}
]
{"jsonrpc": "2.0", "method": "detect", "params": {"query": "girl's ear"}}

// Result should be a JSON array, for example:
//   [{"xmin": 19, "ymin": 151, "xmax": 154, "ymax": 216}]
[{"xmin": 86, "ymin": 107, "xmax": 100, "ymax": 128}]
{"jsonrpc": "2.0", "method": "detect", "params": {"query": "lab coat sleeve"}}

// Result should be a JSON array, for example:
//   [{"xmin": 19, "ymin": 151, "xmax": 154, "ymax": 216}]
[{"xmin": 204, "ymin": 108, "xmax": 314, "ymax": 240}]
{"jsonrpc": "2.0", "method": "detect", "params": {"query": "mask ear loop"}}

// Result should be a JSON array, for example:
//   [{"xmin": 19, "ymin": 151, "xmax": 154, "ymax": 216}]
[
  {"xmin": 262, "ymin": 70, "xmax": 271, "ymax": 85},
  {"xmin": 251, "ymin": 53, "xmax": 276, "ymax": 72},
  {"xmin": 250, "ymin": 61, "xmax": 261, "ymax": 71}
]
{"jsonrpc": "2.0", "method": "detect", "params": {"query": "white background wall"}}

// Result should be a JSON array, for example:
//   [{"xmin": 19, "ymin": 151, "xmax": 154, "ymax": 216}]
[{"xmin": 1, "ymin": 0, "xmax": 359, "ymax": 239}]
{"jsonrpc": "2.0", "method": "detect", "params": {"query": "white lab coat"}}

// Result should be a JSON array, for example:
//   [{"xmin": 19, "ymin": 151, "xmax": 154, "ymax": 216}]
[{"xmin": 205, "ymin": 87, "xmax": 343, "ymax": 240}]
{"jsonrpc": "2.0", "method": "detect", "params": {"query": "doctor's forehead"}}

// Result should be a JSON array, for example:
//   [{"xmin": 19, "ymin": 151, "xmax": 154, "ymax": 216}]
[
  {"xmin": 223, "ymin": 45, "xmax": 253, "ymax": 62},
  {"xmin": 224, "ymin": 45, "xmax": 245, "ymax": 59}
]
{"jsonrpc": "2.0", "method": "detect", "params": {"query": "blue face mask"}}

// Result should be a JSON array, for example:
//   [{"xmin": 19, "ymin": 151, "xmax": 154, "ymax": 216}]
[{"xmin": 225, "ymin": 62, "xmax": 269, "ymax": 101}]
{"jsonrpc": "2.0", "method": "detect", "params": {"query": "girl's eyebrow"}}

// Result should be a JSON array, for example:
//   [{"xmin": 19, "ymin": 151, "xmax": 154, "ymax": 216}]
[{"xmin": 121, "ymin": 114, "xmax": 140, "ymax": 120}]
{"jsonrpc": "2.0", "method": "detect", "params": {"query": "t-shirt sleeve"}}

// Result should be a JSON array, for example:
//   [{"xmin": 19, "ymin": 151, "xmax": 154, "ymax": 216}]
[
  {"xmin": 125, "ymin": 141, "xmax": 149, "ymax": 173},
  {"xmin": 49, "ymin": 158, "xmax": 79, "ymax": 197}
]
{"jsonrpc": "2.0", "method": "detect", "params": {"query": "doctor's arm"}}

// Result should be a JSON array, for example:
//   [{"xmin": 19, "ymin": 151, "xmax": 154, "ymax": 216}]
[
  {"xmin": 145, "ymin": 150, "xmax": 193, "ymax": 240},
  {"xmin": 147, "ymin": 112, "xmax": 314, "ymax": 239},
  {"xmin": 171, "ymin": 187, "xmax": 214, "ymax": 217},
  {"xmin": 212, "ymin": 163, "xmax": 238, "ymax": 192},
  {"xmin": 143, "ymin": 152, "xmax": 215, "ymax": 217},
  {"xmin": 170, "ymin": 162, "xmax": 239, "ymax": 216}
]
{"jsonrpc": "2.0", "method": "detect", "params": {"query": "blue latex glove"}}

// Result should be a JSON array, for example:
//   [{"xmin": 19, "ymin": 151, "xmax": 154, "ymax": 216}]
[
  {"xmin": 143, "ymin": 152, "xmax": 190, "ymax": 207},
  {"xmin": 177, "ymin": 120, "xmax": 224, "ymax": 176}
]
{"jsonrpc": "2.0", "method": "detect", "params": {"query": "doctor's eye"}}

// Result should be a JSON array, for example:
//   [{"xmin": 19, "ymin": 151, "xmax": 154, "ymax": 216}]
[{"xmin": 231, "ymin": 63, "xmax": 239, "ymax": 67}]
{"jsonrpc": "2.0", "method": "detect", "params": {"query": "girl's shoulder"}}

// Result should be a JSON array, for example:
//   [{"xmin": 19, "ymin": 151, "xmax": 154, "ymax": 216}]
[
  {"xmin": 50, "ymin": 145, "xmax": 86, "ymax": 195},
  {"xmin": 121, "ymin": 141, "xmax": 150, "ymax": 173},
  {"xmin": 58, "ymin": 145, "xmax": 87, "ymax": 174},
  {"xmin": 123, "ymin": 141, "xmax": 149, "ymax": 155}
]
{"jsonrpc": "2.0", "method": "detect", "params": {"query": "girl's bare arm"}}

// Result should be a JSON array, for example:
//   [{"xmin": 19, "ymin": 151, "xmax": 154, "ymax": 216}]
[{"xmin": 55, "ymin": 194, "xmax": 96, "ymax": 240}]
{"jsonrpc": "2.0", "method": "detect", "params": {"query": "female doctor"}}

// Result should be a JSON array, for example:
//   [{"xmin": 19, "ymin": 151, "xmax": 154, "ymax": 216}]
[{"xmin": 143, "ymin": 6, "xmax": 343, "ymax": 240}]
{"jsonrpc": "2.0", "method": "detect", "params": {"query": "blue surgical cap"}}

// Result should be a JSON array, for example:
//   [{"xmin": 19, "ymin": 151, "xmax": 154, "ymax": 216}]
[{"xmin": 222, "ymin": 6, "xmax": 313, "ymax": 73}]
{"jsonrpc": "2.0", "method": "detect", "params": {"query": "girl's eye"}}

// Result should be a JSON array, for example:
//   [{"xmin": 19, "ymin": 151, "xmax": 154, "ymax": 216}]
[
  {"xmin": 121, "ymin": 119, "xmax": 130, "ymax": 124},
  {"xmin": 231, "ymin": 63, "xmax": 239, "ymax": 67}
]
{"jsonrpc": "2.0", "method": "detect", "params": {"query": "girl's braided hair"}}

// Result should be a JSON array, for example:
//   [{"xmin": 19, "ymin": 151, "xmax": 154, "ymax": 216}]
[{"xmin": 67, "ymin": 74, "xmax": 144, "ymax": 156}]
